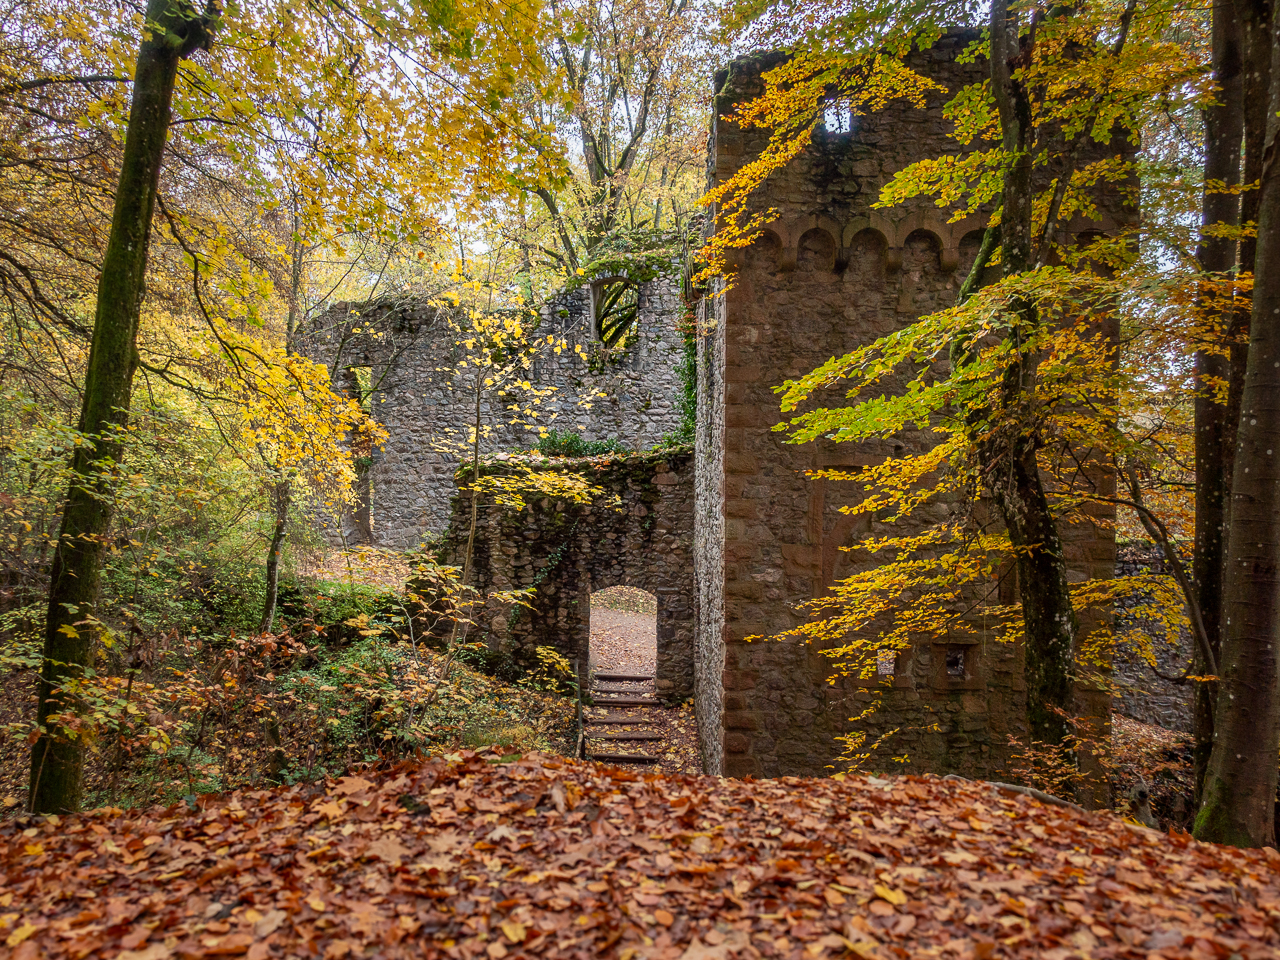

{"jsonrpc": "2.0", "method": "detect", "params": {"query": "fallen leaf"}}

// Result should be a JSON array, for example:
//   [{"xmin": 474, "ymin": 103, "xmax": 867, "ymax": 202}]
[
  {"xmin": 315, "ymin": 800, "xmax": 344, "ymax": 821},
  {"xmin": 500, "ymin": 920, "xmax": 526, "ymax": 943},
  {"xmin": 118, "ymin": 946, "xmax": 173, "ymax": 960},
  {"xmin": 5, "ymin": 923, "xmax": 36, "ymax": 948},
  {"xmin": 679, "ymin": 930, "xmax": 750, "ymax": 960},
  {"xmin": 335, "ymin": 776, "xmax": 374, "ymax": 795},
  {"xmin": 873, "ymin": 884, "xmax": 907, "ymax": 906},
  {"xmin": 366, "ymin": 836, "xmax": 411, "ymax": 864},
  {"xmin": 254, "ymin": 909, "xmax": 288, "ymax": 938}
]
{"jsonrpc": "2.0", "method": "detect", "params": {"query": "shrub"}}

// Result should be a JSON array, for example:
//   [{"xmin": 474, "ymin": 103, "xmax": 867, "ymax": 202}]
[
  {"xmin": 453, "ymin": 641, "xmax": 526, "ymax": 683},
  {"xmin": 520, "ymin": 645, "xmax": 577, "ymax": 696},
  {"xmin": 536, "ymin": 429, "xmax": 627, "ymax": 458},
  {"xmin": 276, "ymin": 578, "xmax": 404, "ymax": 645}
]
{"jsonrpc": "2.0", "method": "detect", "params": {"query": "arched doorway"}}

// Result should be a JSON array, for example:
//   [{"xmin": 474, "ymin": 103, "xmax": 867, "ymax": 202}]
[{"xmin": 589, "ymin": 586, "xmax": 657, "ymax": 689}]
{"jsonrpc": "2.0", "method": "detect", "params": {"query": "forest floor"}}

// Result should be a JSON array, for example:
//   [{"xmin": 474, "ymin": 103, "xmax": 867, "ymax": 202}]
[
  {"xmin": 4, "ymin": 750, "xmax": 1279, "ymax": 960},
  {"xmin": 1109, "ymin": 715, "xmax": 1195, "ymax": 832}
]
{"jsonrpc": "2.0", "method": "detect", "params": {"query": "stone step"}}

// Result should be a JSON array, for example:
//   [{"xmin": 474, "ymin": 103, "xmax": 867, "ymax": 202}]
[
  {"xmin": 592, "ymin": 696, "xmax": 661, "ymax": 707},
  {"xmin": 594, "ymin": 672, "xmax": 655, "ymax": 682},
  {"xmin": 585, "ymin": 716, "xmax": 652, "ymax": 725},
  {"xmin": 587, "ymin": 752, "xmax": 660, "ymax": 764},
  {"xmin": 594, "ymin": 683, "xmax": 653, "ymax": 695},
  {"xmin": 589, "ymin": 732, "xmax": 663, "ymax": 742}
]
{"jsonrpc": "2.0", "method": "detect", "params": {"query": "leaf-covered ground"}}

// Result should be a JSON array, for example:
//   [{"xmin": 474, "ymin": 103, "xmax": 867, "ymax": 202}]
[{"xmin": 4, "ymin": 753, "xmax": 1279, "ymax": 960}]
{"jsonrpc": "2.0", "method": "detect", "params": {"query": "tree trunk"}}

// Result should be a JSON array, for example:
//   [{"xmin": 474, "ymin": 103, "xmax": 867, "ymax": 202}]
[
  {"xmin": 28, "ymin": 0, "xmax": 217, "ymax": 815},
  {"xmin": 1221, "ymin": 0, "xmax": 1273, "ymax": 579},
  {"xmin": 259, "ymin": 202, "xmax": 304, "ymax": 635},
  {"xmin": 259, "ymin": 481, "xmax": 289, "ymax": 634},
  {"xmin": 1193, "ymin": 0, "xmax": 1245, "ymax": 802},
  {"xmin": 988, "ymin": 0, "xmax": 1079, "ymax": 749},
  {"xmin": 1194, "ymin": 0, "xmax": 1280, "ymax": 848}
]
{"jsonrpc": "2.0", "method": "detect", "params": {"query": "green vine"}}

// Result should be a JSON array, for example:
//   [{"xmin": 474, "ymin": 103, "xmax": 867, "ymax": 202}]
[
  {"xmin": 506, "ymin": 520, "xmax": 579, "ymax": 632},
  {"xmin": 652, "ymin": 303, "xmax": 697, "ymax": 448}
]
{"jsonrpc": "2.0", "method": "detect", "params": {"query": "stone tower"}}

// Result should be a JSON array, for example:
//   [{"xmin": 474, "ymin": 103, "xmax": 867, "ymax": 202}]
[{"xmin": 695, "ymin": 33, "xmax": 1134, "ymax": 779}]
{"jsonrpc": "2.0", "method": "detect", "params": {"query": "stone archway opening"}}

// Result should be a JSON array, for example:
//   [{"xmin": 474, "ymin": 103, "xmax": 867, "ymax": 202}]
[{"xmin": 589, "ymin": 586, "xmax": 657, "ymax": 685}]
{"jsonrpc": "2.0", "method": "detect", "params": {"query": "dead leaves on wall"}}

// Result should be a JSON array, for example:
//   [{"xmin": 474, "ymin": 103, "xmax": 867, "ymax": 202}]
[{"xmin": 3, "ymin": 752, "xmax": 1279, "ymax": 959}]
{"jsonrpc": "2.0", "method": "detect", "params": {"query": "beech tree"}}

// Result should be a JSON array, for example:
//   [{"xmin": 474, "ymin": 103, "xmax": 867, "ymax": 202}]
[
  {"xmin": 1191, "ymin": 0, "xmax": 1244, "ymax": 803},
  {"xmin": 19, "ymin": 0, "xmax": 564, "ymax": 812},
  {"xmin": 30, "ymin": 0, "xmax": 220, "ymax": 814},
  {"xmin": 1194, "ymin": 0, "xmax": 1280, "ymax": 849},
  {"xmin": 504, "ymin": 0, "xmax": 715, "ymax": 344}
]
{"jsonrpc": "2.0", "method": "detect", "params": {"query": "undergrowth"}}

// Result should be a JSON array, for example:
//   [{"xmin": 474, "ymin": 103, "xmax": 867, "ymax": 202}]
[
  {"xmin": 536, "ymin": 429, "xmax": 627, "ymax": 458},
  {"xmin": 0, "ymin": 570, "xmax": 577, "ymax": 813}
]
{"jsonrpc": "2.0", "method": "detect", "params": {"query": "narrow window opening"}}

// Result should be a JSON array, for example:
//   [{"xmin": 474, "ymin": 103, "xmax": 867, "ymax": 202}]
[
  {"xmin": 876, "ymin": 648, "xmax": 895, "ymax": 677},
  {"xmin": 590, "ymin": 278, "xmax": 641, "ymax": 348},
  {"xmin": 349, "ymin": 365, "xmax": 374, "ymax": 413},
  {"xmin": 343, "ymin": 365, "xmax": 374, "ymax": 544},
  {"xmin": 945, "ymin": 646, "xmax": 967, "ymax": 679},
  {"xmin": 822, "ymin": 103, "xmax": 855, "ymax": 134}
]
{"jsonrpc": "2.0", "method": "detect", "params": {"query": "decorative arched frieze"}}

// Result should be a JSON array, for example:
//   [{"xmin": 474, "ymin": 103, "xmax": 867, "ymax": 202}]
[
  {"xmin": 844, "ymin": 227, "xmax": 889, "ymax": 280},
  {"xmin": 748, "ymin": 209, "xmax": 1129, "ymax": 278},
  {"xmin": 747, "ymin": 227, "xmax": 785, "ymax": 272},
  {"xmin": 797, "ymin": 226, "xmax": 838, "ymax": 272},
  {"xmin": 761, "ymin": 215, "xmax": 841, "ymax": 273},
  {"xmin": 902, "ymin": 227, "xmax": 945, "ymax": 272},
  {"xmin": 841, "ymin": 216, "xmax": 893, "ymax": 273}
]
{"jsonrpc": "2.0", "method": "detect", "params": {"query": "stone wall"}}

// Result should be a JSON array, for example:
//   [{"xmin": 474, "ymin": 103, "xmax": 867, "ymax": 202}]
[
  {"xmin": 694, "ymin": 283, "xmax": 727, "ymax": 774},
  {"xmin": 435, "ymin": 451, "xmax": 696, "ymax": 701},
  {"xmin": 1113, "ymin": 544, "xmax": 1194, "ymax": 732},
  {"xmin": 695, "ymin": 34, "xmax": 1133, "ymax": 779},
  {"xmin": 299, "ymin": 276, "xmax": 687, "ymax": 549}
]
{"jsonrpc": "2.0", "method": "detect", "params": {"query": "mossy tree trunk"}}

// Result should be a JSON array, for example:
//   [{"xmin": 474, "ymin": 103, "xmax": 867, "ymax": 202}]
[
  {"xmin": 29, "ymin": 0, "xmax": 218, "ymax": 814},
  {"xmin": 1194, "ymin": 0, "xmax": 1280, "ymax": 848},
  {"xmin": 1193, "ymin": 0, "xmax": 1244, "ymax": 802},
  {"xmin": 987, "ymin": 0, "xmax": 1079, "ymax": 748},
  {"xmin": 259, "ymin": 480, "xmax": 290, "ymax": 634}
]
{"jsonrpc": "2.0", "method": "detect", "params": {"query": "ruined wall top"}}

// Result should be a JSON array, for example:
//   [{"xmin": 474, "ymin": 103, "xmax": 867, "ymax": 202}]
[
  {"xmin": 298, "ymin": 273, "xmax": 690, "ymax": 548},
  {"xmin": 707, "ymin": 31, "xmax": 1134, "ymax": 278}
]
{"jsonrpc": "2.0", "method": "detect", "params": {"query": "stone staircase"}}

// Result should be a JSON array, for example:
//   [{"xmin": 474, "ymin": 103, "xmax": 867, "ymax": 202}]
[{"xmin": 584, "ymin": 671, "xmax": 662, "ymax": 764}]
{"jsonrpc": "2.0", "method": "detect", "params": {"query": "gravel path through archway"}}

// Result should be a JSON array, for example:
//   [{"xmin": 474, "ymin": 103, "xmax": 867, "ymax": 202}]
[{"xmin": 587, "ymin": 589, "xmax": 699, "ymax": 774}]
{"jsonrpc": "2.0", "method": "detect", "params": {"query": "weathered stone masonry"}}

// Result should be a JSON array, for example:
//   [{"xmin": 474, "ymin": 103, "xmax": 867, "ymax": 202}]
[
  {"xmin": 300, "ymin": 277, "xmax": 687, "ymax": 549},
  {"xmin": 695, "ymin": 36, "xmax": 1133, "ymax": 779},
  {"xmin": 437, "ymin": 451, "xmax": 696, "ymax": 701}
]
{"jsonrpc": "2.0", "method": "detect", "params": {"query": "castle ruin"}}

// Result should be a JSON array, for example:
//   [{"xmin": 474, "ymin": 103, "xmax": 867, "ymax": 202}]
[
  {"xmin": 321, "ymin": 32, "xmax": 1135, "ymax": 785},
  {"xmin": 301, "ymin": 275, "xmax": 688, "ymax": 548}
]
